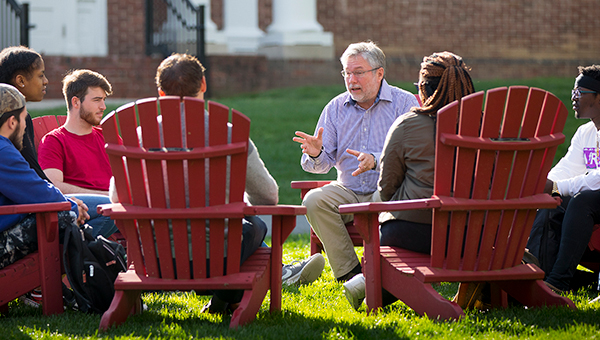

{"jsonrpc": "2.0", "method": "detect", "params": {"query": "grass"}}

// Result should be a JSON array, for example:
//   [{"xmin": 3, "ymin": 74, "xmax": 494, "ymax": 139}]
[
  {"xmin": 27, "ymin": 76, "xmax": 580, "ymax": 205},
  {"xmin": 16, "ymin": 78, "xmax": 598, "ymax": 338},
  {"xmin": 2, "ymin": 234, "xmax": 599, "ymax": 339}
]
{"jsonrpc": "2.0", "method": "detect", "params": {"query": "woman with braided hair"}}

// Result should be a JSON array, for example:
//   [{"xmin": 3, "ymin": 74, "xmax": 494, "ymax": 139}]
[
  {"xmin": 0, "ymin": 46, "xmax": 49, "ymax": 181},
  {"xmin": 343, "ymin": 51, "xmax": 475, "ymax": 310}
]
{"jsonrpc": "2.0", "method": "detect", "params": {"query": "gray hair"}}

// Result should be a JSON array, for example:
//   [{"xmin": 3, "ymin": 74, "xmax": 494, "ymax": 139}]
[{"xmin": 340, "ymin": 41, "xmax": 386, "ymax": 71}]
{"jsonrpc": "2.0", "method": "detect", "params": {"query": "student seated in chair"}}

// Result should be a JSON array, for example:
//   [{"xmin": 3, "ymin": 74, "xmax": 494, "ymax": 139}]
[
  {"xmin": 109, "ymin": 53, "xmax": 324, "ymax": 314},
  {"xmin": 526, "ymin": 65, "xmax": 600, "ymax": 293},
  {"xmin": 342, "ymin": 52, "xmax": 475, "ymax": 310},
  {"xmin": 0, "ymin": 48, "xmax": 117, "ymax": 239},
  {"xmin": 0, "ymin": 83, "xmax": 88, "ymax": 269}
]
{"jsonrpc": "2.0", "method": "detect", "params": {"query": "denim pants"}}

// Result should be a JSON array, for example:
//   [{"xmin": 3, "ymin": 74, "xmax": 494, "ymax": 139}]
[
  {"xmin": 212, "ymin": 215, "xmax": 268, "ymax": 303},
  {"xmin": 67, "ymin": 194, "xmax": 119, "ymax": 238},
  {"xmin": 378, "ymin": 219, "xmax": 432, "ymax": 306},
  {"xmin": 542, "ymin": 190, "xmax": 600, "ymax": 291}
]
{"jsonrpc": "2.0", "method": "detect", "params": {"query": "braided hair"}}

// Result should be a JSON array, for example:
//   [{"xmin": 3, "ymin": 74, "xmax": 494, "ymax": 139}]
[
  {"xmin": 0, "ymin": 46, "xmax": 42, "ymax": 85},
  {"xmin": 414, "ymin": 51, "xmax": 474, "ymax": 116}
]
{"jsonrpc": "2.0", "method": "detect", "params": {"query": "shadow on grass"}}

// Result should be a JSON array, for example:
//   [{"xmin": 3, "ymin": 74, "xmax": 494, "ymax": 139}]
[{"xmin": 3, "ymin": 291, "xmax": 599, "ymax": 339}]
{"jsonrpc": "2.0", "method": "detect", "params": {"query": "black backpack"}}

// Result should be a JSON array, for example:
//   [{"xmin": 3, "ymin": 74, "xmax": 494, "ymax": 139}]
[
  {"xmin": 526, "ymin": 203, "xmax": 564, "ymax": 276},
  {"xmin": 62, "ymin": 223, "xmax": 126, "ymax": 314}
]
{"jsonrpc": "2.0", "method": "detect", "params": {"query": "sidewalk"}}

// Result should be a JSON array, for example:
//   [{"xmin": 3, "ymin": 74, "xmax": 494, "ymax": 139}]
[
  {"xmin": 26, "ymin": 98, "xmax": 137, "ymax": 111},
  {"xmin": 263, "ymin": 215, "xmax": 310, "ymax": 236}
]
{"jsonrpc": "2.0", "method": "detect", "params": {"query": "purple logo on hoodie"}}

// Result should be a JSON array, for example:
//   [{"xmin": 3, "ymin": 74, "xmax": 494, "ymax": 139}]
[{"xmin": 583, "ymin": 147, "xmax": 598, "ymax": 169}]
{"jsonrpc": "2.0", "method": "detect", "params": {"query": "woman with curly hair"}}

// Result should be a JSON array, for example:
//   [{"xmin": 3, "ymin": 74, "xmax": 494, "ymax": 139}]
[{"xmin": 343, "ymin": 52, "xmax": 475, "ymax": 310}]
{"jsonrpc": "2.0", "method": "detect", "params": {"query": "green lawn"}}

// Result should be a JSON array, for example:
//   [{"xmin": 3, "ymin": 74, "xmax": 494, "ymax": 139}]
[
  {"xmin": 15, "ymin": 78, "xmax": 599, "ymax": 339},
  {"xmin": 3, "ymin": 234, "xmax": 599, "ymax": 339},
  {"xmin": 27, "ymin": 77, "xmax": 581, "ymax": 205}
]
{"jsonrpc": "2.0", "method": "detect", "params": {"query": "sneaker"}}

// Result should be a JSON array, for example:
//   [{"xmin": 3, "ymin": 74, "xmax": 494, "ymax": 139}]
[
  {"xmin": 30, "ymin": 288, "xmax": 42, "ymax": 304},
  {"xmin": 18, "ymin": 294, "xmax": 41, "ymax": 308},
  {"xmin": 522, "ymin": 249, "xmax": 541, "ymax": 268},
  {"xmin": 343, "ymin": 273, "xmax": 365, "ymax": 310},
  {"xmin": 544, "ymin": 280, "xmax": 564, "ymax": 294},
  {"xmin": 62, "ymin": 283, "xmax": 78, "ymax": 311},
  {"xmin": 281, "ymin": 253, "xmax": 325, "ymax": 285},
  {"xmin": 201, "ymin": 295, "xmax": 229, "ymax": 314}
]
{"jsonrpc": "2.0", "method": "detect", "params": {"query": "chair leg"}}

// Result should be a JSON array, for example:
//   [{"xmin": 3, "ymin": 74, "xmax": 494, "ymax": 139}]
[
  {"xmin": 0, "ymin": 303, "xmax": 8, "ymax": 316},
  {"xmin": 230, "ymin": 272, "xmax": 270, "ymax": 329},
  {"xmin": 310, "ymin": 230, "xmax": 323, "ymax": 255},
  {"xmin": 382, "ymin": 274, "xmax": 464, "ymax": 320},
  {"xmin": 98, "ymin": 290, "xmax": 142, "ymax": 332},
  {"xmin": 497, "ymin": 279, "xmax": 576, "ymax": 309}
]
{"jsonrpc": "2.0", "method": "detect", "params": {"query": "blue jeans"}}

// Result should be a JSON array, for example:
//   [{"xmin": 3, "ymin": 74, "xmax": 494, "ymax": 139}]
[
  {"xmin": 542, "ymin": 191, "xmax": 600, "ymax": 291},
  {"xmin": 67, "ymin": 194, "xmax": 119, "ymax": 238},
  {"xmin": 213, "ymin": 215, "xmax": 268, "ymax": 303}
]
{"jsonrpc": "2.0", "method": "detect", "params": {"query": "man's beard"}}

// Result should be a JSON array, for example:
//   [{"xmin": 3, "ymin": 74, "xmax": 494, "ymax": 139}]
[
  {"xmin": 80, "ymin": 106, "xmax": 101, "ymax": 126},
  {"xmin": 9, "ymin": 122, "xmax": 23, "ymax": 151}
]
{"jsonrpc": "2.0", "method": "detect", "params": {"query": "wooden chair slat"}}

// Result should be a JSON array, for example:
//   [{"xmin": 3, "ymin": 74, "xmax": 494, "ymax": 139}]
[
  {"xmin": 172, "ymin": 219, "xmax": 191, "ymax": 279},
  {"xmin": 32, "ymin": 115, "xmax": 66, "ymax": 149},
  {"xmin": 226, "ymin": 219, "xmax": 243, "ymax": 275},
  {"xmin": 184, "ymin": 98, "xmax": 206, "ymax": 209},
  {"xmin": 208, "ymin": 101, "xmax": 229, "ymax": 206},
  {"xmin": 191, "ymin": 219, "xmax": 207, "ymax": 279},
  {"xmin": 209, "ymin": 219, "xmax": 226, "ymax": 277},
  {"xmin": 154, "ymin": 219, "xmax": 175, "ymax": 279},
  {"xmin": 229, "ymin": 109, "xmax": 251, "ymax": 203}
]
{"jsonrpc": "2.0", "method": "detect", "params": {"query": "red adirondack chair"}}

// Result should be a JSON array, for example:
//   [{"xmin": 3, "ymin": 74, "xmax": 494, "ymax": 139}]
[
  {"xmin": 339, "ymin": 87, "xmax": 577, "ymax": 319},
  {"xmin": 98, "ymin": 97, "xmax": 305, "ymax": 330},
  {"xmin": 0, "ymin": 201, "xmax": 72, "ymax": 316},
  {"xmin": 32, "ymin": 115, "xmax": 67, "ymax": 150},
  {"xmin": 292, "ymin": 94, "xmax": 423, "ymax": 255}
]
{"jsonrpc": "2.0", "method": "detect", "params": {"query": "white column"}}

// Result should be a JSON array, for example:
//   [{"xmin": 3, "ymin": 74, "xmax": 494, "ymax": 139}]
[
  {"xmin": 188, "ymin": 0, "xmax": 227, "ymax": 54},
  {"xmin": 262, "ymin": 0, "xmax": 333, "ymax": 60},
  {"xmin": 223, "ymin": 0, "xmax": 264, "ymax": 54}
]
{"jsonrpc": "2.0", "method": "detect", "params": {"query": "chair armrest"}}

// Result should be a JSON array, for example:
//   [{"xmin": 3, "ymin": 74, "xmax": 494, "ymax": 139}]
[
  {"xmin": 291, "ymin": 181, "xmax": 333, "ymax": 199},
  {"xmin": 290, "ymin": 180, "xmax": 333, "ymax": 190},
  {"xmin": 98, "ymin": 202, "xmax": 247, "ymax": 219},
  {"xmin": 244, "ymin": 204, "xmax": 306, "ymax": 247},
  {"xmin": 0, "ymin": 202, "xmax": 70, "ymax": 246},
  {"xmin": 243, "ymin": 204, "xmax": 306, "ymax": 216},
  {"xmin": 0, "ymin": 202, "xmax": 72, "ymax": 215},
  {"xmin": 339, "ymin": 198, "xmax": 441, "ymax": 214}
]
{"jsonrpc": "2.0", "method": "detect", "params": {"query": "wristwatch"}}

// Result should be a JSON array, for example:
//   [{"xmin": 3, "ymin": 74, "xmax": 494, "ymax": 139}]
[
  {"xmin": 551, "ymin": 181, "xmax": 560, "ymax": 196},
  {"xmin": 370, "ymin": 153, "xmax": 377, "ymax": 170}
]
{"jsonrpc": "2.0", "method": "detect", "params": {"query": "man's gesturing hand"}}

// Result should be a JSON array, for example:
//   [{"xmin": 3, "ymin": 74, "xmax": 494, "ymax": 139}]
[
  {"xmin": 347, "ymin": 149, "xmax": 375, "ymax": 176},
  {"xmin": 293, "ymin": 127, "xmax": 324, "ymax": 157}
]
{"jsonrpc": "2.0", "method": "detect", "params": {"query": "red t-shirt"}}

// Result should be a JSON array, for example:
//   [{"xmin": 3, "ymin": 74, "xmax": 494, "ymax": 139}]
[{"xmin": 38, "ymin": 126, "xmax": 112, "ymax": 191}]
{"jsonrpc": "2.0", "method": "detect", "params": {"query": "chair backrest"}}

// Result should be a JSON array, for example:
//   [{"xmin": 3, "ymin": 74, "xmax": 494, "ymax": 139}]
[
  {"xmin": 101, "ymin": 96, "xmax": 250, "ymax": 280},
  {"xmin": 32, "ymin": 115, "xmax": 67, "ymax": 149},
  {"xmin": 431, "ymin": 86, "xmax": 568, "ymax": 271}
]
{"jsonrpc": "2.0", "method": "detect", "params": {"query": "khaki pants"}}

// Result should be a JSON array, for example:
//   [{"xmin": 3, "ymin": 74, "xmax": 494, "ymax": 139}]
[{"xmin": 303, "ymin": 182, "xmax": 379, "ymax": 278}]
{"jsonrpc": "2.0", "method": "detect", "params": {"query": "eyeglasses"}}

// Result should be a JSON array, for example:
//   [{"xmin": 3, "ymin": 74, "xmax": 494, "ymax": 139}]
[
  {"xmin": 341, "ymin": 67, "xmax": 380, "ymax": 79},
  {"xmin": 571, "ymin": 88, "xmax": 598, "ymax": 99}
]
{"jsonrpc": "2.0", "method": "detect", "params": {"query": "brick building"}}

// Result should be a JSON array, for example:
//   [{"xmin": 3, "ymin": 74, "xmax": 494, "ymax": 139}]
[{"xmin": 34, "ymin": 0, "xmax": 600, "ymax": 99}]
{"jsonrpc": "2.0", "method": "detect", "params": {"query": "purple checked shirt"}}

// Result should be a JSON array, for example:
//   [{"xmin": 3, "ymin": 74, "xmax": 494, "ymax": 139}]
[{"xmin": 301, "ymin": 79, "xmax": 419, "ymax": 195}]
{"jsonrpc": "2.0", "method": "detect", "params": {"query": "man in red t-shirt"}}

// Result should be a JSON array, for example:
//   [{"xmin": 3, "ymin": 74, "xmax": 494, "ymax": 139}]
[{"xmin": 38, "ymin": 69, "xmax": 113, "ymax": 195}]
